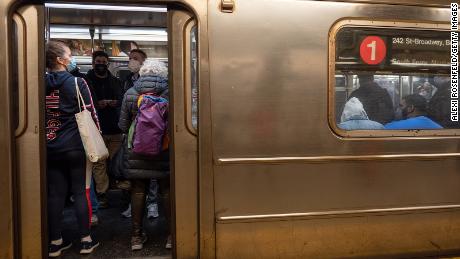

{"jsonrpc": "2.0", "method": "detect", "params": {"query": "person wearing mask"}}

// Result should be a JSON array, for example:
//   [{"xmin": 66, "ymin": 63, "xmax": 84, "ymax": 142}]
[
  {"xmin": 349, "ymin": 74, "xmax": 394, "ymax": 124},
  {"xmin": 338, "ymin": 97, "xmax": 384, "ymax": 130},
  {"xmin": 123, "ymin": 49, "xmax": 147, "ymax": 93},
  {"xmin": 118, "ymin": 60, "xmax": 171, "ymax": 250},
  {"xmin": 45, "ymin": 40, "xmax": 99, "ymax": 257},
  {"xmin": 385, "ymin": 94, "xmax": 443, "ymax": 129},
  {"xmin": 85, "ymin": 51, "xmax": 123, "ymax": 208},
  {"xmin": 66, "ymin": 56, "xmax": 85, "ymax": 79}
]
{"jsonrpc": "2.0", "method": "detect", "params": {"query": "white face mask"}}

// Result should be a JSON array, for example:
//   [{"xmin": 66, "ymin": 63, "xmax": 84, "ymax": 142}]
[{"xmin": 128, "ymin": 60, "xmax": 142, "ymax": 73}]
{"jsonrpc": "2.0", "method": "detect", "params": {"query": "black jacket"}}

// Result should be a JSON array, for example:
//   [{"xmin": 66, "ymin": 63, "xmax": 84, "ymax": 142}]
[
  {"xmin": 118, "ymin": 74, "xmax": 169, "ymax": 179},
  {"xmin": 428, "ymin": 84, "xmax": 460, "ymax": 128},
  {"xmin": 349, "ymin": 82, "xmax": 394, "ymax": 124},
  {"xmin": 85, "ymin": 69, "xmax": 123, "ymax": 135},
  {"xmin": 46, "ymin": 71, "xmax": 98, "ymax": 155}
]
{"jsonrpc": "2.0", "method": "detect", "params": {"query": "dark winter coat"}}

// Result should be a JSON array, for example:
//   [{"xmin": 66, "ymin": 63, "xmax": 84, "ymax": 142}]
[
  {"xmin": 348, "ymin": 82, "xmax": 394, "ymax": 124},
  {"xmin": 118, "ymin": 75, "xmax": 169, "ymax": 179},
  {"xmin": 85, "ymin": 69, "xmax": 123, "ymax": 135},
  {"xmin": 428, "ymin": 84, "xmax": 460, "ymax": 128}
]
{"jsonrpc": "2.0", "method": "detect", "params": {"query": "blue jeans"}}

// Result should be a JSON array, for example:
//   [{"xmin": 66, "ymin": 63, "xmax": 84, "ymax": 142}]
[
  {"xmin": 90, "ymin": 178, "xmax": 99, "ymax": 214},
  {"xmin": 146, "ymin": 179, "xmax": 159, "ymax": 206}
]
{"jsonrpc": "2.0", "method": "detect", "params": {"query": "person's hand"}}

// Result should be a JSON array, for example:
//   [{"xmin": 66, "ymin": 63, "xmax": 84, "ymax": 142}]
[{"xmin": 97, "ymin": 100, "xmax": 108, "ymax": 109}]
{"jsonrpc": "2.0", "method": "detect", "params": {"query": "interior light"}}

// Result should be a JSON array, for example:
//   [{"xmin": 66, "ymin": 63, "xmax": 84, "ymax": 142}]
[{"xmin": 44, "ymin": 3, "xmax": 167, "ymax": 12}]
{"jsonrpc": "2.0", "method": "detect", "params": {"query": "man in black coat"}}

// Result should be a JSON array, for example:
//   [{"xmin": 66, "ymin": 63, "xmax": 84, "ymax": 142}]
[
  {"xmin": 349, "ymin": 74, "xmax": 394, "ymax": 125},
  {"xmin": 84, "ymin": 51, "xmax": 123, "ymax": 208}
]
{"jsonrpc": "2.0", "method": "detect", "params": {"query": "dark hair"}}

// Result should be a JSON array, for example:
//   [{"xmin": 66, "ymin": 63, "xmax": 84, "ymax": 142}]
[
  {"xmin": 92, "ymin": 51, "xmax": 109, "ymax": 63},
  {"xmin": 46, "ymin": 40, "xmax": 69, "ymax": 69},
  {"xmin": 130, "ymin": 49, "xmax": 147, "ymax": 60},
  {"xmin": 403, "ymin": 94, "xmax": 427, "ymax": 113},
  {"xmin": 120, "ymin": 40, "xmax": 138, "ymax": 53},
  {"xmin": 358, "ymin": 74, "xmax": 374, "ymax": 86}
]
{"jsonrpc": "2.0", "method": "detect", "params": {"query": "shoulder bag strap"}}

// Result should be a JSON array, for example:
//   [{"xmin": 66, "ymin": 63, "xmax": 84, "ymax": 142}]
[{"xmin": 75, "ymin": 77, "xmax": 87, "ymax": 111}]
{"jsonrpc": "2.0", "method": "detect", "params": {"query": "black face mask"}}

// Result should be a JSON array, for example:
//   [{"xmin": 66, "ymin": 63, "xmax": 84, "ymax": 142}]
[{"xmin": 94, "ymin": 64, "xmax": 108, "ymax": 76}]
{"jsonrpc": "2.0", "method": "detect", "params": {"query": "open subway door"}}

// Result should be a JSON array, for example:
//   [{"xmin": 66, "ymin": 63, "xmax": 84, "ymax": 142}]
[
  {"xmin": 0, "ymin": 4, "xmax": 46, "ymax": 258},
  {"xmin": 0, "ymin": 1, "xmax": 211, "ymax": 258}
]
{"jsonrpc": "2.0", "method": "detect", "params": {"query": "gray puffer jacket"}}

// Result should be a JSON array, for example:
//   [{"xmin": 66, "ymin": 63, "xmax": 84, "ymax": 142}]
[
  {"xmin": 118, "ymin": 75, "xmax": 169, "ymax": 179},
  {"xmin": 118, "ymin": 75, "xmax": 168, "ymax": 133}
]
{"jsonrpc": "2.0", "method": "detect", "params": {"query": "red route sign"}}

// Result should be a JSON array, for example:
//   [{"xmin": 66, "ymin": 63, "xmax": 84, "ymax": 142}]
[{"xmin": 359, "ymin": 36, "xmax": 386, "ymax": 65}]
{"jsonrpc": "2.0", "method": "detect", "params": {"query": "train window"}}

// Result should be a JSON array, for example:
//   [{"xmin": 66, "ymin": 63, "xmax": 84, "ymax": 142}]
[
  {"xmin": 330, "ymin": 21, "xmax": 455, "ymax": 137},
  {"xmin": 12, "ymin": 19, "xmax": 19, "ymax": 130},
  {"xmin": 191, "ymin": 25, "xmax": 198, "ymax": 130}
]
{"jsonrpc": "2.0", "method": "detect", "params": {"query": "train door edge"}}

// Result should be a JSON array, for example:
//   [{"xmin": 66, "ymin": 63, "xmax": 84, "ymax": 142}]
[
  {"xmin": 4, "ymin": 3, "xmax": 46, "ymax": 259},
  {"xmin": 168, "ymin": 3, "xmax": 215, "ymax": 258}
]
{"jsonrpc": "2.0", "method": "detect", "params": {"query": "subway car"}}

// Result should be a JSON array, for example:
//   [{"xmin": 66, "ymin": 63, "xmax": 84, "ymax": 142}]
[{"xmin": 0, "ymin": 0, "xmax": 456, "ymax": 258}]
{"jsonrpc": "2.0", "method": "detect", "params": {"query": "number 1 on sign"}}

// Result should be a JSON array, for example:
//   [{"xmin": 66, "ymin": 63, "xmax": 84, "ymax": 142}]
[
  {"xmin": 359, "ymin": 36, "xmax": 386, "ymax": 65},
  {"xmin": 367, "ymin": 41, "xmax": 376, "ymax": 61}
]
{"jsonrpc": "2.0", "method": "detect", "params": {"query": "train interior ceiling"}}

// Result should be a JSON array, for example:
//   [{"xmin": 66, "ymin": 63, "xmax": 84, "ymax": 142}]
[{"xmin": 45, "ymin": 3, "xmax": 173, "ymax": 258}]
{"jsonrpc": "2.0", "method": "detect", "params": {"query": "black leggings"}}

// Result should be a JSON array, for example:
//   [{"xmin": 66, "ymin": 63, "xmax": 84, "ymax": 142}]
[{"xmin": 47, "ymin": 150, "xmax": 90, "ymax": 240}]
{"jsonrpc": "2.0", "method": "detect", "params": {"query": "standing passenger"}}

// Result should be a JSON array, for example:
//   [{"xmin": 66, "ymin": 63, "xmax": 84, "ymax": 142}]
[
  {"xmin": 123, "ymin": 49, "xmax": 147, "ymax": 93},
  {"xmin": 118, "ymin": 60, "xmax": 171, "ymax": 250},
  {"xmin": 85, "ymin": 51, "xmax": 123, "ymax": 208},
  {"xmin": 45, "ymin": 40, "xmax": 99, "ymax": 257},
  {"xmin": 428, "ymin": 76, "xmax": 459, "ymax": 128},
  {"xmin": 349, "ymin": 74, "xmax": 394, "ymax": 124}
]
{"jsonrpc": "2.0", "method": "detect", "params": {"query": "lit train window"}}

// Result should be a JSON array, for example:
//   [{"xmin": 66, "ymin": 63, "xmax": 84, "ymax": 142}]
[
  {"xmin": 331, "ymin": 22, "xmax": 455, "ymax": 137},
  {"xmin": 190, "ymin": 25, "xmax": 198, "ymax": 130}
]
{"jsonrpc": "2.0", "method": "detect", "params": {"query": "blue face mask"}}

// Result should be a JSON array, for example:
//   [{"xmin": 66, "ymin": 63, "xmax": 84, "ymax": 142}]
[{"xmin": 66, "ymin": 57, "xmax": 77, "ymax": 72}]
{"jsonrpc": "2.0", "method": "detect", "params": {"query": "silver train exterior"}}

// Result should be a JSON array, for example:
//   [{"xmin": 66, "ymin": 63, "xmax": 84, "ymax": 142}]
[{"xmin": 0, "ymin": 0, "xmax": 456, "ymax": 258}]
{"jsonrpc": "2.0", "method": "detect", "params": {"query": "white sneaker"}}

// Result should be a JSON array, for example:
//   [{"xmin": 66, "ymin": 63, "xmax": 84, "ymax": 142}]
[
  {"xmin": 147, "ymin": 203, "xmax": 159, "ymax": 219},
  {"xmin": 121, "ymin": 204, "xmax": 132, "ymax": 218}
]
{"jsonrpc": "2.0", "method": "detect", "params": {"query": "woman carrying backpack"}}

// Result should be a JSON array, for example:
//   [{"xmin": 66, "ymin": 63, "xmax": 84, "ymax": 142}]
[{"xmin": 118, "ymin": 60, "xmax": 171, "ymax": 250}]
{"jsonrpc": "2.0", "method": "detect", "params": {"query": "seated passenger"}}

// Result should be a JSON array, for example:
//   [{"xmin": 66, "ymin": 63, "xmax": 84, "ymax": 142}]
[
  {"xmin": 338, "ymin": 97, "xmax": 384, "ymax": 130},
  {"xmin": 348, "ymin": 74, "xmax": 394, "ymax": 124},
  {"xmin": 385, "ymin": 94, "xmax": 443, "ymax": 130}
]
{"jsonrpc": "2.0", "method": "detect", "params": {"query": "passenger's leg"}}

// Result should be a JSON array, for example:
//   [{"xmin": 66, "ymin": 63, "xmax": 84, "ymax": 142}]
[
  {"xmin": 47, "ymin": 155, "xmax": 69, "ymax": 242},
  {"xmin": 131, "ymin": 178, "xmax": 149, "ymax": 250},
  {"xmin": 146, "ymin": 179, "xmax": 159, "ymax": 218},
  {"xmin": 90, "ymin": 179, "xmax": 99, "ymax": 225},
  {"xmin": 92, "ymin": 160, "xmax": 109, "ymax": 194},
  {"xmin": 158, "ymin": 176, "xmax": 171, "ymax": 226},
  {"xmin": 92, "ymin": 135, "xmax": 109, "ymax": 207},
  {"xmin": 158, "ymin": 176, "xmax": 171, "ymax": 248},
  {"xmin": 67, "ymin": 150, "xmax": 91, "ymax": 238}
]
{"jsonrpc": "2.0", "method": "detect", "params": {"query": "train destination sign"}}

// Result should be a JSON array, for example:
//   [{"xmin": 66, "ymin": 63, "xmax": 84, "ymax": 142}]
[
  {"xmin": 336, "ymin": 27, "xmax": 449, "ymax": 71},
  {"xmin": 359, "ymin": 36, "xmax": 387, "ymax": 65}
]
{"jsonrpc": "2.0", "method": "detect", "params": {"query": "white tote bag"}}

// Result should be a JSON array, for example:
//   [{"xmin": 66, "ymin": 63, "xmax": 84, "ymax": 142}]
[{"xmin": 74, "ymin": 78, "xmax": 109, "ymax": 162}]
